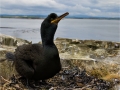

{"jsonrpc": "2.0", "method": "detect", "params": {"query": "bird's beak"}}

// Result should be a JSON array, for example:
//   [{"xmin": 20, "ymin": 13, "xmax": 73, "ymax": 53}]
[{"xmin": 51, "ymin": 12, "xmax": 69, "ymax": 24}]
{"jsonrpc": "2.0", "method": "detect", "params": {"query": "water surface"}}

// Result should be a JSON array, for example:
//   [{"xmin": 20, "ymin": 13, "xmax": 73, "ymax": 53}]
[{"xmin": 0, "ymin": 18, "xmax": 119, "ymax": 43}]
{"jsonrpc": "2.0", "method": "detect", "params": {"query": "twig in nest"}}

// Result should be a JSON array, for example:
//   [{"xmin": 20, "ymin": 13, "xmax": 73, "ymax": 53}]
[
  {"xmin": 1, "ymin": 76, "xmax": 10, "ymax": 83},
  {"xmin": 81, "ymin": 85, "xmax": 92, "ymax": 90},
  {"xmin": 0, "ymin": 58, "xmax": 6, "ymax": 62}
]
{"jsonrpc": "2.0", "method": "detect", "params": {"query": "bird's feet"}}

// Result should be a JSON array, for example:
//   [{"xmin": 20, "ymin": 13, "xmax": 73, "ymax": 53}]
[
  {"xmin": 39, "ymin": 80, "xmax": 48, "ymax": 85},
  {"xmin": 9, "ymin": 74, "xmax": 18, "ymax": 86},
  {"xmin": 18, "ymin": 77, "xmax": 40, "ymax": 88}
]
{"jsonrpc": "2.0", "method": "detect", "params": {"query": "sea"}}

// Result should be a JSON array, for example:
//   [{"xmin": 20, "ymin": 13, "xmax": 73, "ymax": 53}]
[{"xmin": 0, "ymin": 18, "xmax": 120, "ymax": 43}]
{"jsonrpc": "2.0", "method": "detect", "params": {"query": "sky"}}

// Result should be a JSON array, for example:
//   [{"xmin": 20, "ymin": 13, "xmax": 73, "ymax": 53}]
[{"xmin": 0, "ymin": 0, "xmax": 120, "ymax": 17}]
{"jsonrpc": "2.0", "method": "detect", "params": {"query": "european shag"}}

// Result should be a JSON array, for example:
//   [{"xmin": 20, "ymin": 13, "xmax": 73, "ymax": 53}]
[{"xmin": 6, "ymin": 12, "xmax": 69, "ymax": 80}]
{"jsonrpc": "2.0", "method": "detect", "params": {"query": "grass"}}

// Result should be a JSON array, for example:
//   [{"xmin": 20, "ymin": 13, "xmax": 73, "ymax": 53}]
[{"xmin": 0, "ymin": 61, "xmax": 16, "ymax": 80}]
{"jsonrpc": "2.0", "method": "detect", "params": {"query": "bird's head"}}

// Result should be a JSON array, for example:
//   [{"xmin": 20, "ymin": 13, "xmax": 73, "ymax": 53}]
[{"xmin": 40, "ymin": 12, "xmax": 69, "ymax": 45}]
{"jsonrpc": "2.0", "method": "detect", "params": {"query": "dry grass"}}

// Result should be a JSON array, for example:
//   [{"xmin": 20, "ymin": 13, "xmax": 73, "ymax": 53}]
[
  {"xmin": 0, "ymin": 61, "xmax": 16, "ymax": 80},
  {"xmin": 102, "ymin": 74, "xmax": 120, "ymax": 81},
  {"xmin": 88, "ymin": 66, "xmax": 109, "ymax": 78}
]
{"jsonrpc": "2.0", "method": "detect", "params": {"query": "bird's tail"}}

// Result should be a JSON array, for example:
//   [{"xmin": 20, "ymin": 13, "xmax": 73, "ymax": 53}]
[{"xmin": 6, "ymin": 52, "xmax": 15, "ymax": 61}]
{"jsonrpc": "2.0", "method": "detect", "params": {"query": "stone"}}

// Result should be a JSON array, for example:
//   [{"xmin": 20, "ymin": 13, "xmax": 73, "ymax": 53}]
[{"xmin": 0, "ymin": 33, "xmax": 30, "ymax": 46}]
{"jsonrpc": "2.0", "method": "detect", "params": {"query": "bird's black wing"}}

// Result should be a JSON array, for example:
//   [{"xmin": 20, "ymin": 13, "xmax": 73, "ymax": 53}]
[
  {"xmin": 15, "ymin": 44, "xmax": 43, "ymax": 62},
  {"xmin": 14, "ymin": 44, "xmax": 43, "ymax": 78}
]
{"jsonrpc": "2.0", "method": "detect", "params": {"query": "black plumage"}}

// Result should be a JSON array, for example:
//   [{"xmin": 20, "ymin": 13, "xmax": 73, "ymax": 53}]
[{"xmin": 6, "ymin": 12, "xmax": 69, "ymax": 80}]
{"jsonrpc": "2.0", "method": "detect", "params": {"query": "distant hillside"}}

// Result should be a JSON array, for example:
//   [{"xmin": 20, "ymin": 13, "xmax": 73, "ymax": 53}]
[
  {"xmin": 0, "ymin": 15, "xmax": 45, "ymax": 19},
  {"xmin": 0, "ymin": 14, "xmax": 119, "ymax": 20}
]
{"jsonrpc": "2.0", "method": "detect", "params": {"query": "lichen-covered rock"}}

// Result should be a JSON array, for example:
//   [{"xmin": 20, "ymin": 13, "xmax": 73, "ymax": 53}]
[{"xmin": 0, "ymin": 33, "xmax": 30, "ymax": 46}]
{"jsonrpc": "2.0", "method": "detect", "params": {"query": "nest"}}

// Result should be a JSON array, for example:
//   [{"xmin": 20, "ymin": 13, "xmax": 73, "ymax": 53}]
[{"xmin": 0, "ymin": 67, "xmax": 115, "ymax": 90}]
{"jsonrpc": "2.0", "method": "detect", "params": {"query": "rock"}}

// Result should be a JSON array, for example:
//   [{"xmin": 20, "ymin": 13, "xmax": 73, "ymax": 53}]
[
  {"xmin": 70, "ymin": 39, "xmax": 80, "ymax": 44},
  {"xmin": 56, "ymin": 37, "xmax": 72, "ymax": 42},
  {"xmin": 94, "ymin": 49, "xmax": 107, "ymax": 58},
  {"xmin": 115, "ymin": 43, "xmax": 120, "ymax": 48},
  {"xmin": 0, "ymin": 33, "xmax": 30, "ymax": 46}
]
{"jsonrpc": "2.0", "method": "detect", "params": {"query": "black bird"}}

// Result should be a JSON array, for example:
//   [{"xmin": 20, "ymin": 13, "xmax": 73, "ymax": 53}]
[{"xmin": 6, "ymin": 12, "xmax": 69, "ymax": 80}]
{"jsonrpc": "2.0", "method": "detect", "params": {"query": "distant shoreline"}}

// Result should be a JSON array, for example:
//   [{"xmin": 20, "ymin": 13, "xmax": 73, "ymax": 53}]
[{"xmin": 0, "ymin": 16, "xmax": 119, "ymax": 20}]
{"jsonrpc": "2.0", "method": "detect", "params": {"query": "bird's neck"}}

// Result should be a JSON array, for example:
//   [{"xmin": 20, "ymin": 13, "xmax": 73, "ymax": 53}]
[{"xmin": 42, "ymin": 37, "xmax": 55, "ymax": 46}]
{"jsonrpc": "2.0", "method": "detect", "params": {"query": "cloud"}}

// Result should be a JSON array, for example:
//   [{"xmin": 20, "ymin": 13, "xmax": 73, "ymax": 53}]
[{"xmin": 0, "ymin": 0, "xmax": 119, "ymax": 17}]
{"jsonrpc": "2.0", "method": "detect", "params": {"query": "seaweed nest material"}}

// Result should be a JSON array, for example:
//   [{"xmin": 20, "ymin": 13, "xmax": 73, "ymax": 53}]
[{"xmin": 0, "ymin": 67, "xmax": 117, "ymax": 90}]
